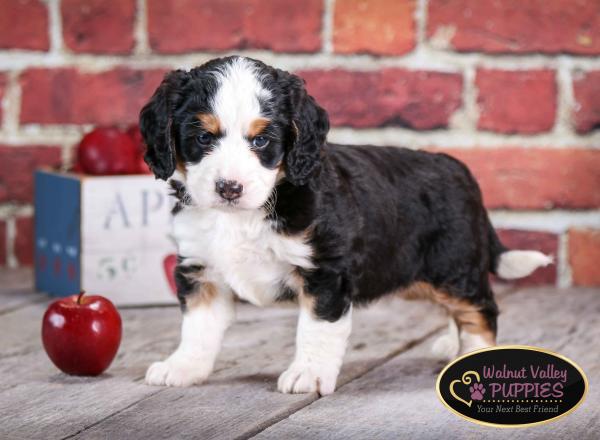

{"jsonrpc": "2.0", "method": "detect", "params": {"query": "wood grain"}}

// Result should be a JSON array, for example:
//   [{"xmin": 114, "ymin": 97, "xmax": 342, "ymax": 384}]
[
  {"xmin": 1, "ymin": 272, "xmax": 596, "ymax": 440},
  {"xmin": 0, "ymin": 269, "xmax": 42, "ymax": 314},
  {"xmin": 254, "ymin": 287, "xmax": 600, "ymax": 440},
  {"xmin": 0, "ymin": 293, "xmax": 446, "ymax": 439}
]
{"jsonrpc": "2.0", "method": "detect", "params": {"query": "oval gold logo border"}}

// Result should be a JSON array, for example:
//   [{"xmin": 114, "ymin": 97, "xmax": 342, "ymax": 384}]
[{"xmin": 435, "ymin": 344, "xmax": 589, "ymax": 429}]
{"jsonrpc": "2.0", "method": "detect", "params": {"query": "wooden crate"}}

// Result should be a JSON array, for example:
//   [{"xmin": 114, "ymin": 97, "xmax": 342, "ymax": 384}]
[{"xmin": 34, "ymin": 170, "xmax": 177, "ymax": 305}]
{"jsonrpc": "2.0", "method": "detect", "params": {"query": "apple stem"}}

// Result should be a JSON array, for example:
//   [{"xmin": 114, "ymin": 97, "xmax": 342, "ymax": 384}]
[{"xmin": 77, "ymin": 290, "xmax": 85, "ymax": 305}]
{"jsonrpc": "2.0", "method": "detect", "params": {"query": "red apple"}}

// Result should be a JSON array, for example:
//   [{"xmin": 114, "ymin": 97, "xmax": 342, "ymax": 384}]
[
  {"xmin": 71, "ymin": 161, "xmax": 83, "ymax": 173},
  {"xmin": 76, "ymin": 127, "xmax": 139, "ymax": 175},
  {"xmin": 135, "ymin": 156, "xmax": 152, "ymax": 174},
  {"xmin": 126, "ymin": 124, "xmax": 144, "ymax": 152},
  {"xmin": 41, "ymin": 291, "xmax": 122, "ymax": 376},
  {"xmin": 127, "ymin": 124, "xmax": 152, "ymax": 174}
]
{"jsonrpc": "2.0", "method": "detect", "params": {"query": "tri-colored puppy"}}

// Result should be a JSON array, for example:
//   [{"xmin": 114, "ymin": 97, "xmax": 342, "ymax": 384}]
[{"xmin": 140, "ymin": 56, "xmax": 552, "ymax": 395}]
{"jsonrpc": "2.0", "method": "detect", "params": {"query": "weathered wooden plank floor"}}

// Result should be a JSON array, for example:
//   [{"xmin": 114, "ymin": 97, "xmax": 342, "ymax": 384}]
[{"xmin": 0, "ymin": 269, "xmax": 597, "ymax": 440}]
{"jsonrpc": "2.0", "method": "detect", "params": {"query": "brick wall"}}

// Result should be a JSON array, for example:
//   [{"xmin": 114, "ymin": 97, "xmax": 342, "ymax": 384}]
[{"xmin": 0, "ymin": 0, "xmax": 599, "ymax": 286}]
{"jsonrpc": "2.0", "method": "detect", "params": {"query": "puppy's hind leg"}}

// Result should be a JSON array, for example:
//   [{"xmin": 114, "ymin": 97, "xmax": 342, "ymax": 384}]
[
  {"xmin": 431, "ymin": 318, "xmax": 460, "ymax": 361},
  {"xmin": 453, "ymin": 298, "xmax": 498, "ymax": 355},
  {"xmin": 429, "ymin": 287, "xmax": 497, "ymax": 358}
]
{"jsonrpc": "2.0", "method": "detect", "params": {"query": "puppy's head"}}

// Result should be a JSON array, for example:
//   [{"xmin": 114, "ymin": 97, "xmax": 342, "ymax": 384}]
[{"xmin": 140, "ymin": 56, "xmax": 329, "ymax": 210}]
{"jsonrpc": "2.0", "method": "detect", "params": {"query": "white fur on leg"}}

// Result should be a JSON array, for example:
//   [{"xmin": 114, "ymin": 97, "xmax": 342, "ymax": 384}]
[
  {"xmin": 278, "ymin": 305, "xmax": 352, "ymax": 396},
  {"xmin": 145, "ymin": 288, "xmax": 235, "ymax": 387},
  {"xmin": 496, "ymin": 250, "xmax": 553, "ymax": 279},
  {"xmin": 431, "ymin": 318, "xmax": 460, "ymax": 360},
  {"xmin": 459, "ymin": 331, "xmax": 493, "ymax": 355}
]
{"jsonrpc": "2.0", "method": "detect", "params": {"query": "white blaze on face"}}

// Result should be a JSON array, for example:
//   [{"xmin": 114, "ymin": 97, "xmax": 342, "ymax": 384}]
[{"xmin": 185, "ymin": 57, "xmax": 277, "ymax": 210}]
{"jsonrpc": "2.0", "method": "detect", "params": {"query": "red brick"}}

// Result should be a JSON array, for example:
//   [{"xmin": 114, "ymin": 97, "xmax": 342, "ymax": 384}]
[
  {"xmin": 147, "ymin": 0, "xmax": 322, "ymax": 54},
  {"xmin": 0, "ymin": 0, "xmax": 49, "ymax": 51},
  {"xmin": 494, "ymin": 229, "xmax": 557, "ymax": 286},
  {"xmin": 0, "ymin": 146, "xmax": 62, "ymax": 203},
  {"xmin": 334, "ymin": 0, "xmax": 415, "ymax": 55},
  {"xmin": 438, "ymin": 148, "xmax": 600, "ymax": 210},
  {"xmin": 62, "ymin": 0, "xmax": 135, "ymax": 54},
  {"xmin": 569, "ymin": 229, "xmax": 600, "ymax": 286},
  {"xmin": 573, "ymin": 71, "xmax": 600, "ymax": 134},
  {"xmin": 476, "ymin": 70, "xmax": 556, "ymax": 134},
  {"xmin": 427, "ymin": 0, "xmax": 600, "ymax": 55},
  {"xmin": 0, "ymin": 220, "xmax": 6, "ymax": 266},
  {"xmin": 20, "ymin": 68, "xmax": 166, "ymax": 125},
  {"xmin": 15, "ymin": 216, "xmax": 33, "ymax": 266},
  {"xmin": 299, "ymin": 69, "xmax": 462, "ymax": 129},
  {"xmin": 0, "ymin": 73, "xmax": 7, "ymax": 123}
]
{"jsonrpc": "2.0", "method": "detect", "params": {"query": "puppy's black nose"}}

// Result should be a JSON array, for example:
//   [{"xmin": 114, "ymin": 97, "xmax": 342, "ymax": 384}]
[{"xmin": 215, "ymin": 179, "xmax": 243, "ymax": 201}]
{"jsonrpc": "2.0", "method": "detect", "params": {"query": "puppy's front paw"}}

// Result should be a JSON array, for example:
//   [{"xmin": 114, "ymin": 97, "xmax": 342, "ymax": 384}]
[
  {"xmin": 145, "ymin": 356, "xmax": 209, "ymax": 387},
  {"xmin": 277, "ymin": 362, "xmax": 339, "ymax": 396}
]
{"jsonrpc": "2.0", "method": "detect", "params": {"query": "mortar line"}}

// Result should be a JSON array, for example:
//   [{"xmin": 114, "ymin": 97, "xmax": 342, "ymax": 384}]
[
  {"xmin": 322, "ymin": 0, "xmax": 335, "ymax": 54},
  {"xmin": 133, "ymin": 0, "xmax": 150, "ymax": 55},
  {"xmin": 1, "ymin": 50, "xmax": 600, "ymax": 72},
  {"xmin": 47, "ymin": 0, "xmax": 64, "ymax": 54},
  {"xmin": 3, "ymin": 71, "xmax": 22, "ymax": 136},
  {"xmin": 5, "ymin": 217, "xmax": 16, "ymax": 269},
  {"xmin": 3, "ymin": 125, "xmax": 599, "ymax": 149},
  {"xmin": 557, "ymin": 232, "xmax": 573, "ymax": 288},
  {"xmin": 554, "ymin": 59, "xmax": 576, "ymax": 135},
  {"xmin": 415, "ymin": 0, "xmax": 428, "ymax": 46}
]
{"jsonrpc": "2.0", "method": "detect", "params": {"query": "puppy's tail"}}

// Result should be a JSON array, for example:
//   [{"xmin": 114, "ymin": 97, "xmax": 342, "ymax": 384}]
[{"xmin": 488, "ymin": 220, "xmax": 553, "ymax": 280}]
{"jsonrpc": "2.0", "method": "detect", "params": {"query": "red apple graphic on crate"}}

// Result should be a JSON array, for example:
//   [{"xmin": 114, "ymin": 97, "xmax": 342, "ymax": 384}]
[
  {"xmin": 163, "ymin": 254, "xmax": 178, "ymax": 296},
  {"xmin": 41, "ymin": 292, "xmax": 122, "ymax": 376}
]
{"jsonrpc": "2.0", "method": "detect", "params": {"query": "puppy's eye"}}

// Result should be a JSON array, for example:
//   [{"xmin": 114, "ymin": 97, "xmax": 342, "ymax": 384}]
[
  {"xmin": 252, "ymin": 136, "xmax": 269, "ymax": 149},
  {"xmin": 197, "ymin": 132, "xmax": 213, "ymax": 146}
]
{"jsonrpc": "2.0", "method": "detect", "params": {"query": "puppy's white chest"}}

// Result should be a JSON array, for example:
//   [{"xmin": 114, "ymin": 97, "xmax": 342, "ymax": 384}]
[{"xmin": 173, "ymin": 208, "xmax": 312, "ymax": 306}]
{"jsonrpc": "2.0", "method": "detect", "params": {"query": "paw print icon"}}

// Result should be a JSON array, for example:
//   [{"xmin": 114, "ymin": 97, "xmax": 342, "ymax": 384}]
[{"xmin": 470, "ymin": 383, "xmax": 486, "ymax": 400}]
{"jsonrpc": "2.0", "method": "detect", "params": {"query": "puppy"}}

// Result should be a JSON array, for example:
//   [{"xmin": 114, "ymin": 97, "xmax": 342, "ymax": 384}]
[{"xmin": 140, "ymin": 56, "xmax": 552, "ymax": 395}]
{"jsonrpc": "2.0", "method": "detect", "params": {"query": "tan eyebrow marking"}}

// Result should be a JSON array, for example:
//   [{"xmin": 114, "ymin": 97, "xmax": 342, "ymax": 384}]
[
  {"xmin": 196, "ymin": 113, "xmax": 221, "ymax": 135},
  {"xmin": 248, "ymin": 117, "xmax": 270, "ymax": 138}
]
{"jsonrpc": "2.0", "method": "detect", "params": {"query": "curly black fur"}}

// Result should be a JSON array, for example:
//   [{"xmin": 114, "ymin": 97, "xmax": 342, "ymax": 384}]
[
  {"xmin": 174, "ymin": 264, "xmax": 204, "ymax": 312},
  {"xmin": 140, "ymin": 56, "xmax": 506, "ymax": 335},
  {"xmin": 140, "ymin": 70, "xmax": 193, "ymax": 180}
]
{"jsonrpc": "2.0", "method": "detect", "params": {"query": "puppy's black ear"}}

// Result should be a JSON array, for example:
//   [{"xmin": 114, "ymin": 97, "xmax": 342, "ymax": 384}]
[
  {"xmin": 139, "ymin": 70, "xmax": 191, "ymax": 180},
  {"xmin": 282, "ymin": 73, "xmax": 329, "ymax": 186}
]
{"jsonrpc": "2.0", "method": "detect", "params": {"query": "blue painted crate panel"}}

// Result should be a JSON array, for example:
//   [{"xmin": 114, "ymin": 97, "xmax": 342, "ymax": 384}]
[{"xmin": 34, "ymin": 171, "xmax": 81, "ymax": 297}]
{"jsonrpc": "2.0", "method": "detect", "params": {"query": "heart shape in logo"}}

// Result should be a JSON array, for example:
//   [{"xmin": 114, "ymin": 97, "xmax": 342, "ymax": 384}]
[{"xmin": 449, "ymin": 370, "xmax": 481, "ymax": 408}]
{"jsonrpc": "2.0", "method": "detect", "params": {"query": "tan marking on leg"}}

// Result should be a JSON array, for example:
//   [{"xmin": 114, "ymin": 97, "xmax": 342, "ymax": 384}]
[
  {"xmin": 431, "ymin": 290, "xmax": 496, "ymax": 346},
  {"xmin": 286, "ymin": 271, "xmax": 305, "ymax": 294},
  {"xmin": 397, "ymin": 281, "xmax": 439, "ymax": 300},
  {"xmin": 186, "ymin": 283, "xmax": 218, "ymax": 309},
  {"xmin": 196, "ymin": 113, "xmax": 221, "ymax": 135},
  {"xmin": 397, "ymin": 281, "xmax": 495, "ymax": 346},
  {"xmin": 298, "ymin": 290, "xmax": 316, "ymax": 318},
  {"xmin": 452, "ymin": 307, "xmax": 495, "ymax": 341},
  {"xmin": 247, "ymin": 117, "xmax": 270, "ymax": 138}
]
